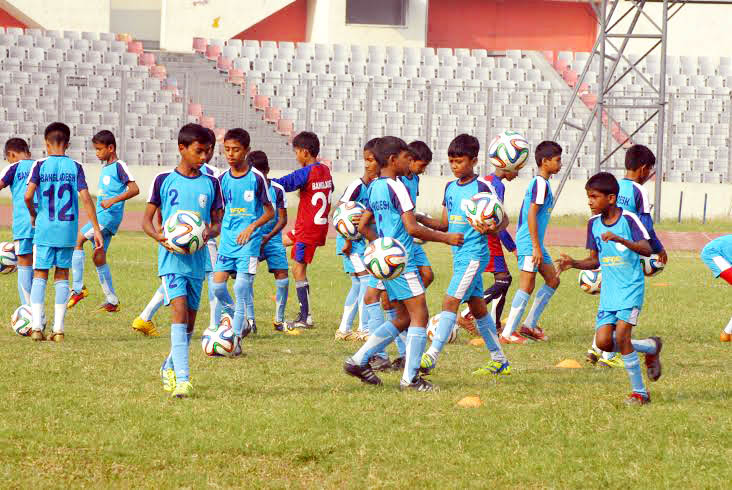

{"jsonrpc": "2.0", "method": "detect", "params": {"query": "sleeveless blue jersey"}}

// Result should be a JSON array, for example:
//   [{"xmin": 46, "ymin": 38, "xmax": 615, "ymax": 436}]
[
  {"xmin": 28, "ymin": 156, "xmax": 88, "ymax": 248},
  {"xmin": 365, "ymin": 177, "xmax": 417, "ymax": 273},
  {"xmin": 218, "ymin": 167, "xmax": 271, "ymax": 259},
  {"xmin": 148, "ymin": 169, "xmax": 223, "ymax": 279},
  {"xmin": 1, "ymin": 159, "xmax": 36, "ymax": 240},
  {"xmin": 586, "ymin": 210, "xmax": 650, "ymax": 311},
  {"xmin": 443, "ymin": 176, "xmax": 495, "ymax": 261},
  {"xmin": 96, "ymin": 160, "xmax": 134, "ymax": 234},
  {"xmin": 261, "ymin": 180, "xmax": 287, "ymax": 237},
  {"xmin": 515, "ymin": 175, "xmax": 554, "ymax": 255},
  {"xmin": 336, "ymin": 177, "xmax": 371, "ymax": 256}
]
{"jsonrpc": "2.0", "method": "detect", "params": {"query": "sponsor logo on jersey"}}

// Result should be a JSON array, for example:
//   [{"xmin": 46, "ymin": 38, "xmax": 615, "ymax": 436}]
[
  {"xmin": 198, "ymin": 194, "xmax": 208, "ymax": 208},
  {"xmin": 244, "ymin": 190, "xmax": 254, "ymax": 202},
  {"xmin": 103, "ymin": 175, "xmax": 111, "ymax": 186}
]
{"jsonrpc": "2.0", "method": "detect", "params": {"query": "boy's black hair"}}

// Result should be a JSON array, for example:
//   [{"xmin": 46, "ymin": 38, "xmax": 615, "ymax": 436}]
[
  {"xmin": 44, "ymin": 122, "xmax": 71, "ymax": 145},
  {"xmin": 448, "ymin": 134, "xmax": 480, "ymax": 159},
  {"xmin": 364, "ymin": 137, "xmax": 380, "ymax": 153},
  {"xmin": 247, "ymin": 150, "xmax": 269, "ymax": 174},
  {"xmin": 585, "ymin": 171, "xmax": 619, "ymax": 196},
  {"xmin": 223, "ymin": 128, "xmax": 250, "ymax": 149},
  {"xmin": 206, "ymin": 128, "xmax": 217, "ymax": 150},
  {"xmin": 92, "ymin": 130, "xmax": 116, "ymax": 150},
  {"xmin": 178, "ymin": 123, "xmax": 210, "ymax": 147},
  {"xmin": 4, "ymin": 137, "xmax": 29, "ymax": 155},
  {"xmin": 373, "ymin": 136, "xmax": 408, "ymax": 167},
  {"xmin": 292, "ymin": 131, "xmax": 320, "ymax": 158},
  {"xmin": 535, "ymin": 141, "xmax": 562, "ymax": 166},
  {"xmin": 625, "ymin": 144, "xmax": 656, "ymax": 170},
  {"xmin": 408, "ymin": 140, "xmax": 433, "ymax": 163}
]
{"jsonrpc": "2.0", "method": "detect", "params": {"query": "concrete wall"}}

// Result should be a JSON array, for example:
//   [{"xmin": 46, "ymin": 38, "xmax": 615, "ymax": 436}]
[
  {"xmin": 79, "ymin": 165, "xmax": 732, "ymax": 221},
  {"xmin": 0, "ymin": 0, "xmax": 110, "ymax": 32},
  {"xmin": 306, "ymin": 0, "xmax": 426, "ymax": 46},
  {"xmin": 159, "ymin": 0, "xmax": 294, "ymax": 52},
  {"xmin": 110, "ymin": 0, "xmax": 160, "ymax": 42}
]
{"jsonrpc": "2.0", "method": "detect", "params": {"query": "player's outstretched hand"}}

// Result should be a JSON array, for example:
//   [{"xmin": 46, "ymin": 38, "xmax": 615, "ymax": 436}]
[
  {"xmin": 601, "ymin": 231, "xmax": 621, "ymax": 243},
  {"xmin": 659, "ymin": 249, "xmax": 668, "ymax": 264},
  {"xmin": 446, "ymin": 233, "xmax": 464, "ymax": 246},
  {"xmin": 237, "ymin": 224, "xmax": 255, "ymax": 245},
  {"xmin": 556, "ymin": 253, "xmax": 574, "ymax": 274}
]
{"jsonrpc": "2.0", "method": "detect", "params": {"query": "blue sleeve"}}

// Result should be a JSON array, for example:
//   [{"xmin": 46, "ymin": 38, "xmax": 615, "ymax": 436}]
[
  {"xmin": 626, "ymin": 216, "xmax": 647, "ymax": 243},
  {"xmin": 1, "ymin": 163, "xmax": 17, "ymax": 187},
  {"xmin": 639, "ymin": 213, "xmax": 664, "ymax": 253},
  {"xmin": 256, "ymin": 174, "xmax": 271, "ymax": 205},
  {"xmin": 273, "ymin": 166, "xmax": 311, "ymax": 192},
  {"xmin": 586, "ymin": 219, "xmax": 598, "ymax": 251},
  {"xmin": 76, "ymin": 163, "xmax": 88, "ymax": 191},
  {"xmin": 148, "ymin": 174, "xmax": 165, "ymax": 207},
  {"xmin": 116, "ymin": 163, "xmax": 131, "ymax": 185},
  {"xmin": 29, "ymin": 161, "xmax": 41, "ymax": 185},
  {"xmin": 499, "ymin": 230, "xmax": 516, "ymax": 251},
  {"xmin": 211, "ymin": 177, "xmax": 223, "ymax": 211},
  {"xmin": 633, "ymin": 186, "xmax": 645, "ymax": 215}
]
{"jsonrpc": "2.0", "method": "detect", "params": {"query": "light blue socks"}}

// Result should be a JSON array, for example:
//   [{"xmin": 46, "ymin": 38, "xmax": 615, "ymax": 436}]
[
  {"xmin": 357, "ymin": 275, "xmax": 369, "ymax": 330},
  {"xmin": 425, "ymin": 311, "xmax": 456, "ymax": 360},
  {"xmin": 170, "ymin": 323, "xmax": 190, "ymax": 382},
  {"xmin": 17, "ymin": 265, "xmax": 32, "ymax": 305},
  {"xmin": 211, "ymin": 280, "xmax": 234, "ymax": 317},
  {"xmin": 523, "ymin": 284, "xmax": 556, "ymax": 328},
  {"xmin": 275, "ymin": 278, "xmax": 289, "ymax": 323},
  {"xmin": 502, "ymin": 290, "xmax": 531, "ymax": 338},
  {"xmin": 71, "ymin": 250, "xmax": 84, "ymax": 293},
  {"xmin": 30, "ymin": 277, "xmax": 47, "ymax": 331},
  {"xmin": 403, "ymin": 326, "xmax": 428, "ymax": 384},
  {"xmin": 622, "ymin": 351, "xmax": 647, "ymax": 396},
  {"xmin": 339, "ymin": 276, "xmax": 361, "ymax": 333},
  {"xmin": 232, "ymin": 273, "xmax": 254, "ymax": 336},
  {"xmin": 96, "ymin": 263, "xmax": 118, "ymax": 305},
  {"xmin": 53, "ymin": 279, "xmax": 70, "ymax": 333},
  {"xmin": 352, "ymin": 321, "xmax": 400, "ymax": 367},
  {"xmin": 475, "ymin": 313, "xmax": 507, "ymax": 362},
  {"xmin": 141, "ymin": 285, "xmax": 165, "ymax": 322}
]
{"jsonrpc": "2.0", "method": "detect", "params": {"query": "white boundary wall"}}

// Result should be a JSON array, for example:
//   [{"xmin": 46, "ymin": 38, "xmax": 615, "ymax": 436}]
[{"xmin": 78, "ymin": 165, "xmax": 732, "ymax": 220}]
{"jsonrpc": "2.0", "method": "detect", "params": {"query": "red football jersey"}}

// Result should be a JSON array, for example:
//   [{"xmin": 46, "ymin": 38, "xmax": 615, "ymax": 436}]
[{"xmin": 274, "ymin": 162, "xmax": 334, "ymax": 246}]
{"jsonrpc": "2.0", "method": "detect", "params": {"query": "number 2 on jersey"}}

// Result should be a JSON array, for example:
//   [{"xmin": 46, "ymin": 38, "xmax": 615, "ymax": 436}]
[{"xmin": 311, "ymin": 191, "xmax": 328, "ymax": 225}]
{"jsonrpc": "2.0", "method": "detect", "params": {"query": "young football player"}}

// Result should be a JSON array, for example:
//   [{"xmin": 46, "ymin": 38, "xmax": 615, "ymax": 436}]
[
  {"xmin": 274, "ymin": 131, "xmax": 334, "ymax": 329},
  {"xmin": 343, "ymin": 136, "xmax": 463, "ymax": 392},
  {"xmin": 250, "ymin": 151, "xmax": 295, "ymax": 334},
  {"xmin": 68, "ymin": 130, "xmax": 139, "ymax": 312},
  {"xmin": 417, "ymin": 134, "xmax": 511, "ymax": 377},
  {"xmin": 700, "ymin": 234, "xmax": 732, "ymax": 341},
  {"xmin": 142, "ymin": 123, "xmax": 223, "ymax": 398},
  {"xmin": 500, "ymin": 141, "xmax": 563, "ymax": 344},
  {"xmin": 0, "ymin": 138, "xmax": 36, "ymax": 306},
  {"xmin": 557, "ymin": 172, "xmax": 662, "ymax": 405},
  {"xmin": 211, "ymin": 130, "xmax": 274, "ymax": 346},
  {"xmin": 25, "ymin": 122, "xmax": 104, "ymax": 342},
  {"xmin": 335, "ymin": 138, "xmax": 380, "ymax": 341},
  {"xmin": 587, "ymin": 144, "xmax": 668, "ymax": 367}
]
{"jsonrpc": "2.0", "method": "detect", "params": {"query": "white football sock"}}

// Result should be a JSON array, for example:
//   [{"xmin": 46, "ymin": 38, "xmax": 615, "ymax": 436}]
[{"xmin": 53, "ymin": 304, "xmax": 66, "ymax": 333}]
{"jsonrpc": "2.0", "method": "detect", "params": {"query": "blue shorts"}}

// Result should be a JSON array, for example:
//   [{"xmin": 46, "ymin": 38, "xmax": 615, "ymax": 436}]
[
  {"xmin": 342, "ymin": 252, "xmax": 366, "ymax": 274},
  {"xmin": 215, "ymin": 254, "xmax": 258, "ymax": 274},
  {"xmin": 368, "ymin": 275, "xmax": 386, "ymax": 291},
  {"xmin": 204, "ymin": 240, "xmax": 217, "ymax": 273},
  {"xmin": 161, "ymin": 273, "xmax": 203, "ymax": 311},
  {"xmin": 260, "ymin": 238, "xmax": 289, "ymax": 272},
  {"xmin": 411, "ymin": 244, "xmax": 431, "ymax": 268},
  {"xmin": 518, "ymin": 250, "xmax": 553, "ymax": 272},
  {"xmin": 81, "ymin": 222, "xmax": 113, "ymax": 252},
  {"xmin": 447, "ymin": 258, "xmax": 490, "ymax": 301},
  {"xmin": 384, "ymin": 270, "xmax": 424, "ymax": 302},
  {"xmin": 700, "ymin": 240, "xmax": 732, "ymax": 277},
  {"xmin": 33, "ymin": 245, "xmax": 73, "ymax": 270},
  {"xmin": 595, "ymin": 307, "xmax": 641, "ymax": 329},
  {"xmin": 14, "ymin": 238, "xmax": 33, "ymax": 256}
]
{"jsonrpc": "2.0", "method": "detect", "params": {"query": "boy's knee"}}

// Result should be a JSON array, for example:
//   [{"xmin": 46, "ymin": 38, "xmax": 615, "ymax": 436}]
[
  {"xmin": 442, "ymin": 295, "xmax": 460, "ymax": 312},
  {"xmin": 420, "ymin": 267, "xmax": 434, "ymax": 288},
  {"xmin": 92, "ymin": 248, "xmax": 106, "ymax": 266}
]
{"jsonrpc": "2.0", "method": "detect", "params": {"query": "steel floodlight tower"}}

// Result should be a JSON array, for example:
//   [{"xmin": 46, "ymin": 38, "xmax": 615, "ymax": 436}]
[{"xmin": 552, "ymin": 0, "xmax": 685, "ymax": 222}]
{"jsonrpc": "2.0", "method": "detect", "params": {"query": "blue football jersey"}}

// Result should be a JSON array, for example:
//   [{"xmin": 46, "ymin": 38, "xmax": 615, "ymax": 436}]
[
  {"xmin": 148, "ymin": 169, "xmax": 223, "ymax": 279},
  {"xmin": 399, "ymin": 173, "xmax": 420, "ymax": 207},
  {"xmin": 336, "ymin": 177, "xmax": 371, "ymax": 256},
  {"xmin": 586, "ymin": 210, "xmax": 650, "ymax": 311},
  {"xmin": 515, "ymin": 176, "xmax": 554, "ymax": 255},
  {"xmin": 443, "ymin": 176, "xmax": 495, "ymax": 261},
  {"xmin": 365, "ymin": 177, "xmax": 417, "ymax": 273},
  {"xmin": 218, "ymin": 167, "xmax": 271, "ymax": 259},
  {"xmin": 1, "ymin": 159, "xmax": 36, "ymax": 240},
  {"xmin": 28, "ymin": 156, "xmax": 88, "ymax": 248},
  {"xmin": 261, "ymin": 180, "xmax": 287, "ymax": 237},
  {"xmin": 617, "ymin": 178, "xmax": 663, "ymax": 253},
  {"xmin": 96, "ymin": 160, "xmax": 134, "ymax": 234}
]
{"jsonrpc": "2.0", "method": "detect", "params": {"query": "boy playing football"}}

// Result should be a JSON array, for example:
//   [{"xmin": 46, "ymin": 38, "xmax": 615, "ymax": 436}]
[{"xmin": 700, "ymin": 234, "xmax": 732, "ymax": 341}]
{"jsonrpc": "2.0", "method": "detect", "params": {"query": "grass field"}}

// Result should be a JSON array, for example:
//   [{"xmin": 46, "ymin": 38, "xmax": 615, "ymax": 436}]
[{"xmin": 0, "ymin": 230, "xmax": 730, "ymax": 488}]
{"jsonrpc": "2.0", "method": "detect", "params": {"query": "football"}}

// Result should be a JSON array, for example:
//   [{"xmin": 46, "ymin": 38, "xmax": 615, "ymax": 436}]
[
  {"xmin": 10, "ymin": 304, "xmax": 32, "ymax": 336},
  {"xmin": 578, "ymin": 269, "xmax": 602, "ymax": 295},
  {"xmin": 201, "ymin": 313, "xmax": 237, "ymax": 357},
  {"xmin": 332, "ymin": 201, "xmax": 365, "ymax": 240},
  {"xmin": 363, "ymin": 237, "xmax": 408, "ymax": 280},
  {"xmin": 464, "ymin": 192, "xmax": 505, "ymax": 228},
  {"xmin": 641, "ymin": 254, "xmax": 665, "ymax": 277},
  {"xmin": 488, "ymin": 130, "xmax": 531, "ymax": 172},
  {"xmin": 163, "ymin": 210, "xmax": 206, "ymax": 255},
  {"xmin": 0, "ymin": 241, "xmax": 18, "ymax": 274},
  {"xmin": 427, "ymin": 313, "xmax": 458, "ymax": 344}
]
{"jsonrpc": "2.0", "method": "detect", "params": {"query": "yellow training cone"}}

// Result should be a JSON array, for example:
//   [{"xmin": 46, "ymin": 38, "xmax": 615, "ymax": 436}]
[
  {"xmin": 555, "ymin": 359, "xmax": 582, "ymax": 369},
  {"xmin": 457, "ymin": 395, "xmax": 483, "ymax": 408},
  {"xmin": 468, "ymin": 338, "xmax": 485, "ymax": 346}
]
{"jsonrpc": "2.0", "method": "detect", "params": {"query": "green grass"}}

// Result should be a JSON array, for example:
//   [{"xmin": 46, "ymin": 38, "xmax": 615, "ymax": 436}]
[{"xmin": 0, "ymin": 231, "xmax": 730, "ymax": 488}]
